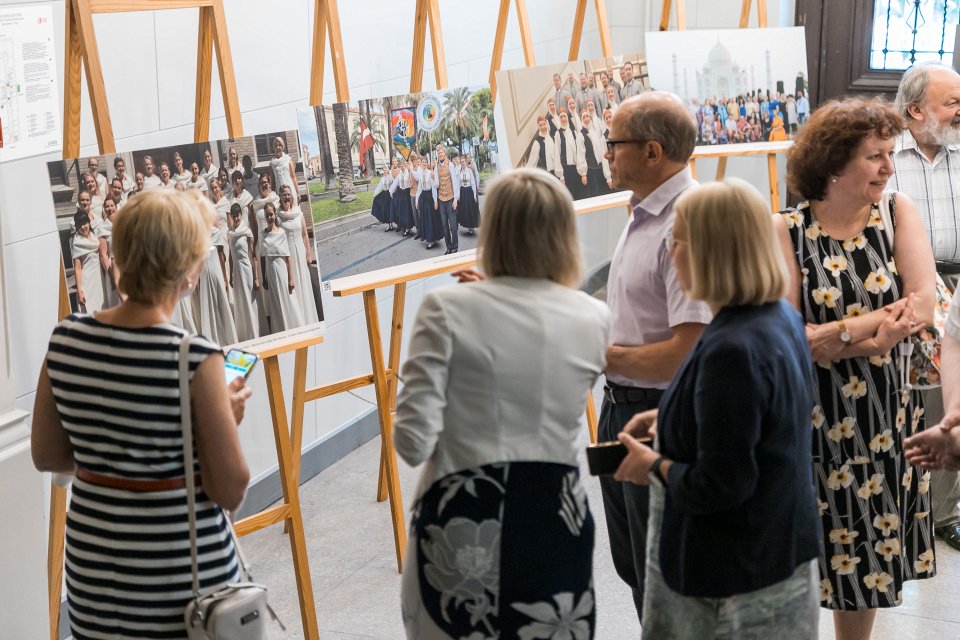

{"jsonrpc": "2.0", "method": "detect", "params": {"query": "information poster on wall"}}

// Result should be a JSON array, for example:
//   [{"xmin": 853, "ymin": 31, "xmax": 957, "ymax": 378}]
[{"xmin": 0, "ymin": 4, "xmax": 61, "ymax": 162}]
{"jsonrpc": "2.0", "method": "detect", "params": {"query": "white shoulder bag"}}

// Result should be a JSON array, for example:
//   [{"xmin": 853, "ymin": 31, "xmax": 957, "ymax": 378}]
[{"xmin": 179, "ymin": 336, "xmax": 281, "ymax": 639}]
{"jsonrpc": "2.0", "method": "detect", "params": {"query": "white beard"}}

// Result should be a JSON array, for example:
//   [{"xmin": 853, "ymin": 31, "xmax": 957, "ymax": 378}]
[{"xmin": 919, "ymin": 109, "xmax": 960, "ymax": 147}]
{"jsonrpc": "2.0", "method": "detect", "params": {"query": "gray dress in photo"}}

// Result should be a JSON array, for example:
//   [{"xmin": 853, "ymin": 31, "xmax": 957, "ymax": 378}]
[{"xmin": 262, "ymin": 228, "xmax": 303, "ymax": 332}]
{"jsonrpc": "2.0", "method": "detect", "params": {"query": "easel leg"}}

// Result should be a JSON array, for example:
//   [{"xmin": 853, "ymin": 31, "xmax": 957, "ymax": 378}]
[
  {"xmin": 48, "ymin": 485, "xmax": 67, "ymax": 640},
  {"xmin": 283, "ymin": 347, "xmax": 309, "ymax": 534},
  {"xmin": 363, "ymin": 291, "xmax": 407, "ymax": 572},
  {"xmin": 410, "ymin": 0, "xmax": 428, "ymax": 92},
  {"xmin": 263, "ymin": 355, "xmax": 320, "ymax": 639},
  {"xmin": 586, "ymin": 394, "xmax": 599, "ymax": 444},
  {"xmin": 378, "ymin": 283, "xmax": 406, "ymax": 503},
  {"xmin": 62, "ymin": 1, "xmax": 82, "ymax": 158},
  {"xmin": 688, "ymin": 158, "xmax": 697, "ymax": 181},
  {"xmin": 716, "ymin": 156, "xmax": 728, "ymax": 181},
  {"xmin": 194, "ymin": 6, "xmax": 214, "ymax": 143},
  {"xmin": 568, "ymin": 0, "xmax": 588, "ymax": 60},
  {"xmin": 767, "ymin": 153, "xmax": 780, "ymax": 211}
]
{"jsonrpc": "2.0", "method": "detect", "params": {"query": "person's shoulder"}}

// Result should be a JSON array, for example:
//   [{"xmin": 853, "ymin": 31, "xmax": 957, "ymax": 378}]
[{"xmin": 189, "ymin": 334, "xmax": 222, "ymax": 356}]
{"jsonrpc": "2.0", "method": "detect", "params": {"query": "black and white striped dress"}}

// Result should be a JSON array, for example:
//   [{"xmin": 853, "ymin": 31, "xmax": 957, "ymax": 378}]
[{"xmin": 46, "ymin": 315, "xmax": 239, "ymax": 639}]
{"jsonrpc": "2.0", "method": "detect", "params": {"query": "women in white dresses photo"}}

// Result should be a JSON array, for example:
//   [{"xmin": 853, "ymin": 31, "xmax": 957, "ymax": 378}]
[
  {"xmin": 98, "ymin": 196, "xmax": 120, "ymax": 308},
  {"xmin": 158, "ymin": 162, "xmax": 175, "ymax": 189},
  {"xmin": 261, "ymin": 203, "xmax": 303, "ymax": 332},
  {"xmin": 113, "ymin": 156, "xmax": 135, "ymax": 194},
  {"xmin": 227, "ymin": 203, "xmax": 260, "ymax": 343},
  {"xmin": 186, "ymin": 162, "xmax": 208, "ymax": 191},
  {"xmin": 270, "ymin": 136, "xmax": 298, "ymax": 198},
  {"xmin": 141, "ymin": 155, "xmax": 162, "ymax": 189},
  {"xmin": 277, "ymin": 185, "xmax": 319, "ymax": 324},
  {"xmin": 171, "ymin": 151, "xmax": 191, "ymax": 185},
  {"xmin": 71, "ymin": 211, "xmax": 104, "ymax": 314},
  {"xmin": 201, "ymin": 148, "xmax": 220, "ymax": 184},
  {"xmin": 192, "ymin": 191, "xmax": 238, "ymax": 347}
]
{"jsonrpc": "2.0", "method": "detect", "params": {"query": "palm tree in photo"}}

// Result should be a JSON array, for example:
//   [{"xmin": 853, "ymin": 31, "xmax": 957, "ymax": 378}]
[
  {"xmin": 313, "ymin": 106, "xmax": 336, "ymax": 189},
  {"xmin": 441, "ymin": 87, "xmax": 482, "ymax": 155},
  {"xmin": 332, "ymin": 102, "xmax": 356, "ymax": 203}
]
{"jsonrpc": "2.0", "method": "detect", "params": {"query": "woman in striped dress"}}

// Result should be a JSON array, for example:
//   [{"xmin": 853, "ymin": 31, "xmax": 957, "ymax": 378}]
[{"xmin": 31, "ymin": 188, "xmax": 252, "ymax": 640}]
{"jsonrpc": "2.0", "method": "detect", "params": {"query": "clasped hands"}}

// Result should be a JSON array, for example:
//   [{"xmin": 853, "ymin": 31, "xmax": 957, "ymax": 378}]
[
  {"xmin": 905, "ymin": 411, "xmax": 960, "ymax": 471},
  {"xmin": 806, "ymin": 294, "xmax": 922, "ymax": 363}
]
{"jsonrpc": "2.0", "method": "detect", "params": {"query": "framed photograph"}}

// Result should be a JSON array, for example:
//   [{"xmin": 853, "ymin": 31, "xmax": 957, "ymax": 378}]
[
  {"xmin": 47, "ymin": 131, "xmax": 325, "ymax": 348},
  {"xmin": 645, "ymin": 27, "xmax": 811, "ymax": 146},
  {"xmin": 496, "ymin": 53, "xmax": 649, "ymax": 206},
  {"xmin": 297, "ymin": 84, "xmax": 498, "ymax": 284}
]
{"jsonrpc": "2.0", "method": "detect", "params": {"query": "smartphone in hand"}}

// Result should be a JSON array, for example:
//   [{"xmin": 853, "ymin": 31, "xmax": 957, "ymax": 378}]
[{"xmin": 224, "ymin": 348, "xmax": 259, "ymax": 384}]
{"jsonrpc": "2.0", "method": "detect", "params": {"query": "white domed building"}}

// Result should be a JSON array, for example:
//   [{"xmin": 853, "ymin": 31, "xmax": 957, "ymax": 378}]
[{"xmin": 685, "ymin": 40, "xmax": 752, "ymax": 100}]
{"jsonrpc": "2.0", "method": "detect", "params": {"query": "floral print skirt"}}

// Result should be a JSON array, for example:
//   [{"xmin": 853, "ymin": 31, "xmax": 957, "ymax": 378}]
[{"xmin": 401, "ymin": 462, "xmax": 595, "ymax": 639}]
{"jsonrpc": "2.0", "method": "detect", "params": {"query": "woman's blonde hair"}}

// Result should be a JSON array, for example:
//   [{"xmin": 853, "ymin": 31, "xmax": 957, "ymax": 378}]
[
  {"xmin": 479, "ymin": 168, "xmax": 581, "ymax": 287},
  {"xmin": 112, "ymin": 189, "xmax": 213, "ymax": 304},
  {"xmin": 675, "ymin": 178, "xmax": 787, "ymax": 307}
]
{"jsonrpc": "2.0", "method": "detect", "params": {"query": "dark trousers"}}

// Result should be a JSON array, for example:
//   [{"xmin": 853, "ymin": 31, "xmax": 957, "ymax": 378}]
[
  {"xmin": 439, "ymin": 198, "xmax": 458, "ymax": 252},
  {"xmin": 597, "ymin": 383, "xmax": 663, "ymax": 622}
]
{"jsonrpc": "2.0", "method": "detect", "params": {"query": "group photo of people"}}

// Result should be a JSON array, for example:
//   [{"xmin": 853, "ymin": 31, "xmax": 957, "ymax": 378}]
[
  {"xmin": 497, "ymin": 53, "xmax": 649, "ymax": 203},
  {"xmin": 646, "ymin": 26, "xmax": 811, "ymax": 146},
  {"xmin": 297, "ymin": 86, "xmax": 498, "ymax": 282},
  {"xmin": 45, "ymin": 130, "xmax": 324, "ymax": 346}
]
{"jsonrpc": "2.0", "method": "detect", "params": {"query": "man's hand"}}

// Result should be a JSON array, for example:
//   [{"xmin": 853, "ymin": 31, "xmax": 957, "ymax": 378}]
[{"xmin": 905, "ymin": 422, "xmax": 960, "ymax": 471}]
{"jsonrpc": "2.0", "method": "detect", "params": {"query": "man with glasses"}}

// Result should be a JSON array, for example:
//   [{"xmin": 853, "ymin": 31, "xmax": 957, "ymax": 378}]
[{"xmin": 600, "ymin": 92, "xmax": 711, "ymax": 621}]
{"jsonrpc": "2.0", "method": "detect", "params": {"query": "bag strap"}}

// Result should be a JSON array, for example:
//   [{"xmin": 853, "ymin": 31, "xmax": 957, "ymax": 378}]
[
  {"xmin": 875, "ymin": 193, "xmax": 916, "ymax": 390},
  {"xmin": 877, "ymin": 190, "xmax": 896, "ymax": 252},
  {"xmin": 179, "ymin": 336, "xmax": 256, "ymax": 598}
]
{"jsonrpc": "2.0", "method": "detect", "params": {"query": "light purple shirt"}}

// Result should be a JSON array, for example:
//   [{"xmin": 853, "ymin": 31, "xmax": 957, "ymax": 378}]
[{"xmin": 605, "ymin": 167, "xmax": 712, "ymax": 389}]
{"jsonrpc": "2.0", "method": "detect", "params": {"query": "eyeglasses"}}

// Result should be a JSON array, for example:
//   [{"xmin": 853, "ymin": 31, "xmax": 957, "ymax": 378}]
[{"xmin": 605, "ymin": 139, "xmax": 646, "ymax": 154}]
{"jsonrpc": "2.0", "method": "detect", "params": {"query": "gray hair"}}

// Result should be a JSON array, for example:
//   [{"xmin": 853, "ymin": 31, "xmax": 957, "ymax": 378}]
[
  {"xmin": 895, "ymin": 61, "xmax": 956, "ymax": 119},
  {"xmin": 621, "ymin": 92, "xmax": 697, "ymax": 163}
]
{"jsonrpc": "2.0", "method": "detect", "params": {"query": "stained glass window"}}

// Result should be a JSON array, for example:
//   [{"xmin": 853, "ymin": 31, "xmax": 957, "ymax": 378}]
[{"xmin": 871, "ymin": 0, "xmax": 959, "ymax": 70}]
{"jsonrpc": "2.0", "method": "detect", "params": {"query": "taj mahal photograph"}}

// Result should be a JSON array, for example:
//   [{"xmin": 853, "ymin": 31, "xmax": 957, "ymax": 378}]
[{"xmin": 646, "ymin": 27, "xmax": 810, "ymax": 146}]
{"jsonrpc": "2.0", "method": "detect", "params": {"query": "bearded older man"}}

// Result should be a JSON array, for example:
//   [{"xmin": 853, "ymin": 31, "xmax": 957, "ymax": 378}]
[{"xmin": 890, "ymin": 61, "xmax": 960, "ymax": 551}]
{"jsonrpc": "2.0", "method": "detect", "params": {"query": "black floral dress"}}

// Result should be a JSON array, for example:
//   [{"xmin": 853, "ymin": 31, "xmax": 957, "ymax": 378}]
[
  {"xmin": 401, "ymin": 462, "xmax": 595, "ymax": 639},
  {"xmin": 783, "ymin": 200, "xmax": 935, "ymax": 611}
]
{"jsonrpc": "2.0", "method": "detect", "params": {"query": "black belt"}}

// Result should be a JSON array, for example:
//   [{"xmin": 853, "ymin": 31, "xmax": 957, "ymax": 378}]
[
  {"xmin": 603, "ymin": 384, "xmax": 664, "ymax": 405},
  {"xmin": 936, "ymin": 261, "xmax": 960, "ymax": 275}
]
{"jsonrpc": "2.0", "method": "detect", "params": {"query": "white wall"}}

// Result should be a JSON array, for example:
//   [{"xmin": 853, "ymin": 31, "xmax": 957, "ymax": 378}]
[{"xmin": 0, "ymin": 0, "xmax": 797, "ymax": 631}]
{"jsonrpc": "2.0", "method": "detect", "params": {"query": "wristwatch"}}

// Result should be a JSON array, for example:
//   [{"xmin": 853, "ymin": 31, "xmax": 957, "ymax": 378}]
[
  {"xmin": 649, "ymin": 456, "xmax": 667, "ymax": 487},
  {"xmin": 838, "ymin": 319, "xmax": 852, "ymax": 344}
]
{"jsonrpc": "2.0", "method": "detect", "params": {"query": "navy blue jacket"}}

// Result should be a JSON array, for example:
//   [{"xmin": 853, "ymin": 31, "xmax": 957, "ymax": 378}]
[{"xmin": 657, "ymin": 299, "xmax": 819, "ymax": 598}]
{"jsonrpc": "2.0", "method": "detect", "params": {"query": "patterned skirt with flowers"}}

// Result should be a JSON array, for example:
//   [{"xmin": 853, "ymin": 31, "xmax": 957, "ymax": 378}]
[
  {"xmin": 400, "ymin": 462, "xmax": 595, "ymax": 639},
  {"xmin": 783, "ymin": 200, "xmax": 936, "ymax": 611}
]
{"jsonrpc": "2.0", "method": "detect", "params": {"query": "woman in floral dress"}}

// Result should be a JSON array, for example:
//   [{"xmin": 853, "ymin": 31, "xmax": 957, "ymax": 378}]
[
  {"xmin": 774, "ymin": 98, "xmax": 936, "ymax": 640},
  {"xmin": 394, "ymin": 169, "xmax": 609, "ymax": 639}
]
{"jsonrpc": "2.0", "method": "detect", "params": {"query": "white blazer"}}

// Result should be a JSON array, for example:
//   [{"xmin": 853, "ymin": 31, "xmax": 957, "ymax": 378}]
[{"xmin": 394, "ymin": 277, "xmax": 610, "ymax": 498}]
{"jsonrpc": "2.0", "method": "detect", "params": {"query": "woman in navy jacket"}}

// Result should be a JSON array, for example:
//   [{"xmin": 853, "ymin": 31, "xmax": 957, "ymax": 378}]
[{"xmin": 615, "ymin": 179, "xmax": 820, "ymax": 638}]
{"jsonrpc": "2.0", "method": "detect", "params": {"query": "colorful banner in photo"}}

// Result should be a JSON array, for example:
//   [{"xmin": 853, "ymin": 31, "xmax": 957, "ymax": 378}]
[{"xmin": 391, "ymin": 107, "xmax": 416, "ymax": 160}]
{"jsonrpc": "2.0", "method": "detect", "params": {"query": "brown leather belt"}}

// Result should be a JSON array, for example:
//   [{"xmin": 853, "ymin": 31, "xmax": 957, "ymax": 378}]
[{"xmin": 76, "ymin": 467, "xmax": 201, "ymax": 492}]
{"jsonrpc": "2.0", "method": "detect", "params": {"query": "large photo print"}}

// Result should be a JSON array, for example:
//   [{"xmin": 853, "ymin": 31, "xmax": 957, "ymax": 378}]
[
  {"xmin": 297, "ymin": 84, "xmax": 498, "ymax": 283},
  {"xmin": 47, "ymin": 131, "xmax": 324, "ymax": 348},
  {"xmin": 496, "ymin": 53, "xmax": 649, "ymax": 204},
  {"xmin": 645, "ymin": 27, "xmax": 810, "ymax": 146}
]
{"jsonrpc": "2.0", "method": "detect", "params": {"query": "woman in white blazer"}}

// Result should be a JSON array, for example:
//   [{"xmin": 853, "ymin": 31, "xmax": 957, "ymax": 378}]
[{"xmin": 396, "ymin": 168, "xmax": 610, "ymax": 640}]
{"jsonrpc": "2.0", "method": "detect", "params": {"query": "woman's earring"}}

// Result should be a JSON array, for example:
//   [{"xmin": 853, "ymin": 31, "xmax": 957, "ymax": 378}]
[{"xmin": 831, "ymin": 176, "xmax": 838, "ymax": 183}]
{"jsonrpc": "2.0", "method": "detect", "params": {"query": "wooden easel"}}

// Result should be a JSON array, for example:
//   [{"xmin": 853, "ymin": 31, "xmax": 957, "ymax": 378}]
[
  {"xmin": 569, "ymin": 0, "xmax": 613, "ymax": 60},
  {"xmin": 410, "ymin": 0, "xmax": 448, "ymax": 92},
  {"xmin": 309, "ymin": 0, "xmax": 349, "ymax": 104},
  {"xmin": 488, "ymin": 0, "xmax": 536, "ymax": 103},
  {"xmin": 659, "ymin": 0, "xmax": 787, "ymax": 211},
  {"xmin": 48, "ymin": 2, "xmax": 320, "ymax": 639}
]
